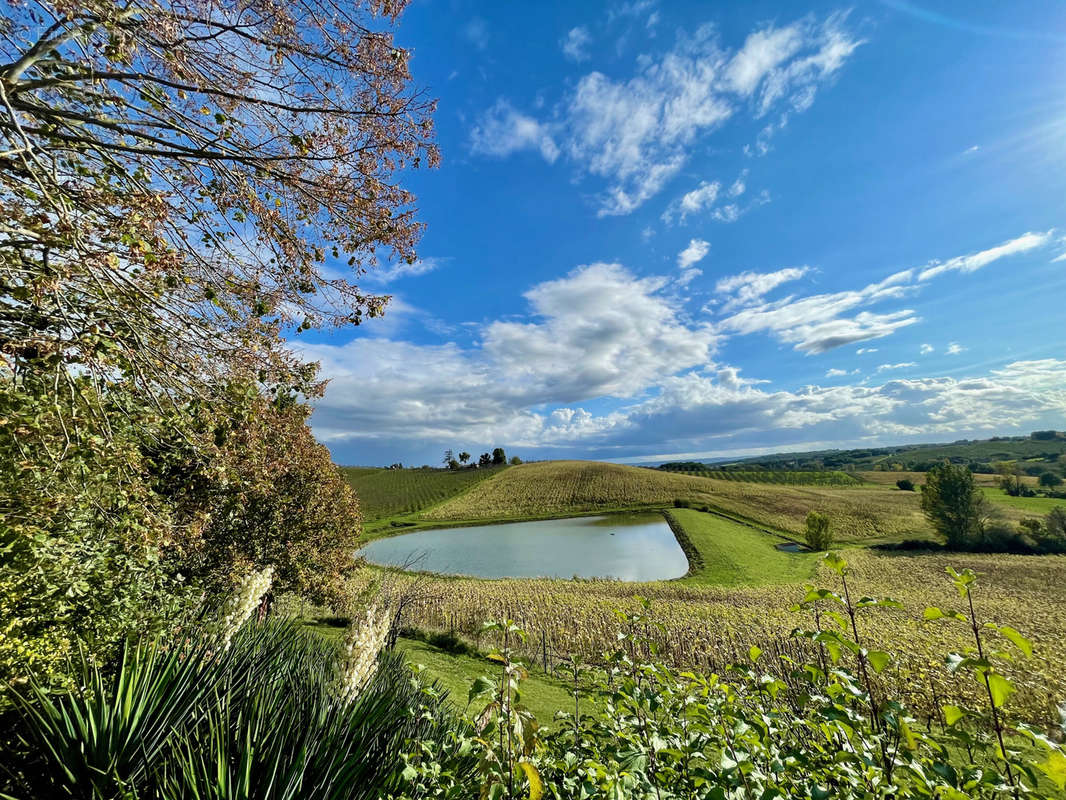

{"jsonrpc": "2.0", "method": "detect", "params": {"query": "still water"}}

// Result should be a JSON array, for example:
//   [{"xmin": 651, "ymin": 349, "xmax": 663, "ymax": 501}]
[{"xmin": 357, "ymin": 513, "xmax": 689, "ymax": 581}]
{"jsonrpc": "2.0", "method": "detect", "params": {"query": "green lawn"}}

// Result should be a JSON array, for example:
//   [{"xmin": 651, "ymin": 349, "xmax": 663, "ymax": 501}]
[
  {"xmin": 308, "ymin": 622, "xmax": 580, "ymax": 721},
  {"xmin": 982, "ymin": 488, "xmax": 1066, "ymax": 515},
  {"xmin": 670, "ymin": 509, "xmax": 820, "ymax": 586}
]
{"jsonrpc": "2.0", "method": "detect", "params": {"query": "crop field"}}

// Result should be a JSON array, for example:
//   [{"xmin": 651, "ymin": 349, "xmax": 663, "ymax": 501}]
[
  {"xmin": 423, "ymin": 461, "xmax": 932, "ymax": 541},
  {"xmin": 365, "ymin": 547, "xmax": 1066, "ymax": 726},
  {"xmin": 659, "ymin": 467, "xmax": 861, "ymax": 486},
  {"xmin": 340, "ymin": 465, "xmax": 506, "ymax": 520}
]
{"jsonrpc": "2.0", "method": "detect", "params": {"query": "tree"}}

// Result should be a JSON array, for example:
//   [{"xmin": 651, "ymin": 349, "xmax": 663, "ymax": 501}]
[
  {"xmin": 478, "ymin": 452, "xmax": 492, "ymax": 467},
  {"xmin": 443, "ymin": 450, "xmax": 455, "ymax": 466},
  {"xmin": 459, "ymin": 452, "xmax": 471, "ymax": 465},
  {"xmin": 996, "ymin": 462, "xmax": 1030, "ymax": 497},
  {"xmin": 804, "ymin": 511, "xmax": 833, "ymax": 550},
  {"xmin": 492, "ymin": 447, "xmax": 507, "ymax": 465},
  {"xmin": 921, "ymin": 463, "xmax": 992, "ymax": 549},
  {"xmin": 510, "ymin": 456, "xmax": 523, "ymax": 465},
  {"xmin": 896, "ymin": 478, "xmax": 916, "ymax": 492},
  {"xmin": 0, "ymin": 0, "xmax": 435, "ymax": 687},
  {"xmin": 1039, "ymin": 472, "xmax": 1063, "ymax": 488}
]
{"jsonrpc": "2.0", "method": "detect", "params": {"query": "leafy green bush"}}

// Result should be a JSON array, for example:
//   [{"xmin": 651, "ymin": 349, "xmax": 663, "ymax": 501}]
[
  {"xmin": 897, "ymin": 477, "xmax": 917, "ymax": 491},
  {"xmin": 804, "ymin": 510, "xmax": 833, "ymax": 550}
]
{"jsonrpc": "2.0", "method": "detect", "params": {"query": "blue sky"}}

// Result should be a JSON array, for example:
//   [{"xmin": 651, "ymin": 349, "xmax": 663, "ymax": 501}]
[{"xmin": 294, "ymin": 0, "xmax": 1066, "ymax": 467}]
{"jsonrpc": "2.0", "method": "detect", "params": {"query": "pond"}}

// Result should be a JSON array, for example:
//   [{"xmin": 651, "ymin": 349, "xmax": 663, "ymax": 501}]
[{"xmin": 357, "ymin": 513, "xmax": 689, "ymax": 581}]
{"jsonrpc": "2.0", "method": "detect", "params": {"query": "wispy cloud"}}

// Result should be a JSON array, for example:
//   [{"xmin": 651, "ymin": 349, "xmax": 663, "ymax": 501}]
[
  {"xmin": 463, "ymin": 17, "xmax": 490, "ymax": 50},
  {"xmin": 946, "ymin": 342, "xmax": 965, "ymax": 355},
  {"xmin": 713, "ymin": 266, "xmax": 809, "ymax": 311},
  {"xmin": 918, "ymin": 231, "xmax": 1052, "ymax": 281},
  {"xmin": 561, "ymin": 26, "xmax": 592, "ymax": 62},
  {"xmin": 471, "ymin": 13, "xmax": 863, "ymax": 216},
  {"xmin": 877, "ymin": 362, "xmax": 917, "ymax": 372},
  {"xmin": 919, "ymin": 343, "xmax": 934, "ymax": 355},
  {"xmin": 469, "ymin": 100, "xmax": 559, "ymax": 162},
  {"xmin": 366, "ymin": 258, "xmax": 444, "ymax": 283}
]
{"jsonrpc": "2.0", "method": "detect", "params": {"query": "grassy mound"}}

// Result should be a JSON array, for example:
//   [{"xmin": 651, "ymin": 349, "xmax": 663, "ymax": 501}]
[{"xmin": 422, "ymin": 460, "xmax": 930, "ymax": 541}]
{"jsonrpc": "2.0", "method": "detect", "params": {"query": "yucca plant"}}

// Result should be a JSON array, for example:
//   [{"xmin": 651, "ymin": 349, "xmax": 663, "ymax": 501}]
[{"xmin": 5, "ymin": 617, "xmax": 472, "ymax": 800}]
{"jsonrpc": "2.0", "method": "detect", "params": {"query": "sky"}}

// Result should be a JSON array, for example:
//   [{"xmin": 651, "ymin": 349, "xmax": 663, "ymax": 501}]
[{"xmin": 293, "ymin": 0, "xmax": 1066, "ymax": 467}]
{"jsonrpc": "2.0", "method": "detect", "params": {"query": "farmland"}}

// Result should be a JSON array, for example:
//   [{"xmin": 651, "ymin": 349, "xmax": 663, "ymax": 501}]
[
  {"xmin": 346, "ymin": 459, "xmax": 1066, "ymax": 729},
  {"xmin": 421, "ymin": 460, "xmax": 932, "ymax": 542},
  {"xmin": 340, "ymin": 464, "xmax": 506, "ymax": 521},
  {"xmin": 659, "ymin": 466, "xmax": 861, "ymax": 485}
]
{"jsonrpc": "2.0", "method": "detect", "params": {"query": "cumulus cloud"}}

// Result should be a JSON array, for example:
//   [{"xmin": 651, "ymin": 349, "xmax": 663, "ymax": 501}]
[
  {"xmin": 825, "ymin": 368, "xmax": 849, "ymax": 377},
  {"xmin": 677, "ymin": 238, "xmax": 710, "ymax": 268},
  {"xmin": 946, "ymin": 342, "xmax": 965, "ymax": 355},
  {"xmin": 469, "ymin": 100, "xmax": 559, "ymax": 162},
  {"xmin": 919, "ymin": 343, "xmax": 934, "ymax": 355},
  {"xmin": 561, "ymin": 26, "xmax": 592, "ymax": 61},
  {"xmin": 471, "ymin": 13, "xmax": 863, "ymax": 216}
]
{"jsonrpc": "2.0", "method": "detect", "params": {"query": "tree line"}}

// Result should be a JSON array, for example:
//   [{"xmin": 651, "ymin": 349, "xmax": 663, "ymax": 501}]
[{"xmin": 442, "ymin": 447, "xmax": 521, "ymax": 469}]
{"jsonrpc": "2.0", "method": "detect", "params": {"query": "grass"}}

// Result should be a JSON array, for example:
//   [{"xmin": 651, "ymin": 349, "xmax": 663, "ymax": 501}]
[
  {"xmin": 982, "ymin": 488, "xmax": 1066, "ymax": 515},
  {"xmin": 308, "ymin": 622, "xmax": 579, "ymax": 722},
  {"xmin": 340, "ymin": 465, "xmax": 506, "ymax": 521},
  {"xmin": 858, "ymin": 470, "xmax": 1035, "ymax": 488},
  {"xmin": 670, "ymin": 509, "xmax": 819, "ymax": 586}
]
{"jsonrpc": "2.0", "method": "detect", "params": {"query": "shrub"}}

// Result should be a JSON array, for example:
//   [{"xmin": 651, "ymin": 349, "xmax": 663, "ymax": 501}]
[
  {"xmin": 803, "ymin": 510, "xmax": 832, "ymax": 550},
  {"xmin": 921, "ymin": 463, "xmax": 991, "ymax": 549},
  {"xmin": 896, "ymin": 478, "xmax": 916, "ymax": 491},
  {"xmin": 1039, "ymin": 471, "xmax": 1063, "ymax": 488},
  {"xmin": 673, "ymin": 498, "xmax": 692, "ymax": 508}
]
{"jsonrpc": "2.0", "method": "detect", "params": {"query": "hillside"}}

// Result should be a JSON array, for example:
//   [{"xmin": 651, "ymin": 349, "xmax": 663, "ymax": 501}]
[
  {"xmin": 340, "ymin": 465, "xmax": 506, "ymax": 520},
  {"xmin": 421, "ymin": 460, "xmax": 933, "ymax": 541},
  {"xmin": 704, "ymin": 432, "xmax": 1066, "ymax": 474}
]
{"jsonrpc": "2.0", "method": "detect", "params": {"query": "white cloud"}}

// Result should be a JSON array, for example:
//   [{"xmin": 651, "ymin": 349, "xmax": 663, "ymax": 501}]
[
  {"xmin": 876, "ymin": 362, "xmax": 917, "ymax": 372},
  {"xmin": 728, "ymin": 170, "xmax": 748, "ymax": 197},
  {"xmin": 677, "ymin": 267, "xmax": 702, "ymax": 287},
  {"xmin": 662, "ymin": 180, "xmax": 720, "ymax": 223},
  {"xmin": 1051, "ymin": 252, "xmax": 1066, "ymax": 263},
  {"xmin": 918, "ymin": 231, "xmax": 1052, "ymax": 281},
  {"xmin": 919, "ymin": 343, "xmax": 934, "ymax": 355},
  {"xmin": 714, "ymin": 266, "xmax": 809, "ymax": 311},
  {"xmin": 469, "ymin": 100, "xmax": 559, "ymax": 163},
  {"xmin": 561, "ymin": 26, "xmax": 592, "ymax": 62},
  {"xmin": 718, "ymin": 269, "xmax": 917, "ymax": 354},
  {"xmin": 366, "ymin": 257, "xmax": 443, "ymax": 283},
  {"xmin": 825, "ymin": 368, "xmax": 849, "ymax": 377},
  {"xmin": 946, "ymin": 342, "xmax": 965, "ymax": 355},
  {"xmin": 677, "ymin": 238, "xmax": 710, "ymax": 268},
  {"xmin": 472, "ymin": 13, "xmax": 863, "ymax": 216},
  {"xmin": 856, "ymin": 347, "xmax": 878, "ymax": 354}
]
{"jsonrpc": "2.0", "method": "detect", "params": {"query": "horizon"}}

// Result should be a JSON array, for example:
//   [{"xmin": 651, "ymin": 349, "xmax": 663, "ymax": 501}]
[{"xmin": 295, "ymin": 1, "xmax": 1066, "ymax": 467}]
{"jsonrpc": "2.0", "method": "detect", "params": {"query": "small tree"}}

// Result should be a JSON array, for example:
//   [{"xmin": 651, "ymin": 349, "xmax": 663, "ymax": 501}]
[
  {"xmin": 1039, "ymin": 472, "xmax": 1063, "ymax": 488},
  {"xmin": 804, "ymin": 511, "xmax": 833, "ymax": 550},
  {"xmin": 921, "ymin": 463, "xmax": 991, "ymax": 550},
  {"xmin": 492, "ymin": 447, "xmax": 507, "ymax": 465},
  {"xmin": 479, "ymin": 453, "xmax": 493, "ymax": 467},
  {"xmin": 459, "ymin": 452, "xmax": 471, "ymax": 465},
  {"xmin": 443, "ymin": 450, "xmax": 454, "ymax": 467},
  {"xmin": 896, "ymin": 478, "xmax": 916, "ymax": 492},
  {"xmin": 510, "ymin": 456, "xmax": 523, "ymax": 465}
]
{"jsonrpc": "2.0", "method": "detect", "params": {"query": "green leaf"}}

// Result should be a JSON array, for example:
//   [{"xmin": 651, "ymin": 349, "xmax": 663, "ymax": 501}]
[
  {"xmin": 997, "ymin": 625, "xmax": 1033, "ymax": 658},
  {"xmin": 866, "ymin": 650, "xmax": 891, "ymax": 674},
  {"xmin": 748, "ymin": 646, "xmax": 762, "ymax": 664},
  {"xmin": 1039, "ymin": 748, "xmax": 1066, "ymax": 790},
  {"xmin": 468, "ymin": 675, "xmax": 495, "ymax": 704},
  {"xmin": 942, "ymin": 705, "xmax": 967, "ymax": 726},
  {"xmin": 986, "ymin": 672, "xmax": 1014, "ymax": 709},
  {"xmin": 823, "ymin": 551, "xmax": 847, "ymax": 575}
]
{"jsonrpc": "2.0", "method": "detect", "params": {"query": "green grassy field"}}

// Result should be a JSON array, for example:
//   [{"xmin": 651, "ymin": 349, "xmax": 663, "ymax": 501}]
[
  {"xmin": 340, "ymin": 465, "xmax": 506, "ymax": 521},
  {"xmin": 670, "ymin": 509, "xmax": 820, "ymax": 586},
  {"xmin": 982, "ymin": 487, "xmax": 1066, "ymax": 515}
]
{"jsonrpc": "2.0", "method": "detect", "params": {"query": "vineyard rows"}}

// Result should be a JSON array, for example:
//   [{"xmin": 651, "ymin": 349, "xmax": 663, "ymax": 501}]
[{"xmin": 657, "ymin": 467, "xmax": 861, "ymax": 486}]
